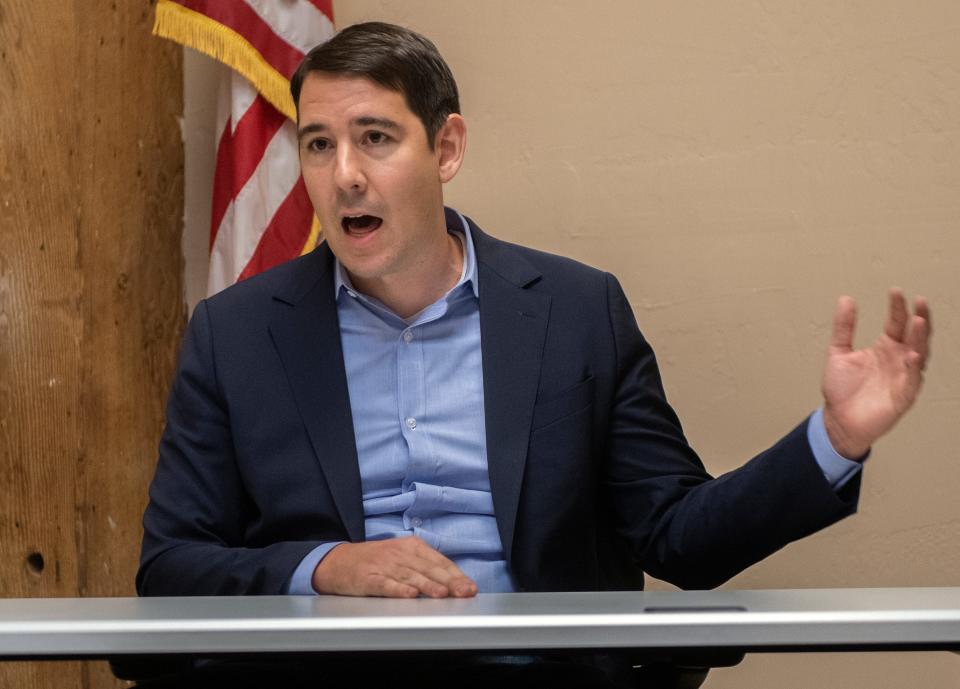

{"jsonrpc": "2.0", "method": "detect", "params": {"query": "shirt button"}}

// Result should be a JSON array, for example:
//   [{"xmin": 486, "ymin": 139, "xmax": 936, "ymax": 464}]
[
  {"xmin": 402, "ymin": 330, "xmax": 414, "ymax": 343},
  {"xmin": 412, "ymin": 517, "xmax": 423, "ymax": 528},
  {"xmin": 405, "ymin": 417, "xmax": 417, "ymax": 430}
]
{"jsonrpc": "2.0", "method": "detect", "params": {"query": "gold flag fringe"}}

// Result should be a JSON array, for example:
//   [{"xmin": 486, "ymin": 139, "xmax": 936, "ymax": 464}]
[
  {"xmin": 153, "ymin": 0, "xmax": 297, "ymax": 121},
  {"xmin": 300, "ymin": 215, "xmax": 323, "ymax": 255}
]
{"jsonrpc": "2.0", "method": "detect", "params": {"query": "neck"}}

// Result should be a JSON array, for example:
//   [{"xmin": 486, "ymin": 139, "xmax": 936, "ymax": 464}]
[{"xmin": 350, "ymin": 230, "xmax": 464, "ymax": 320}]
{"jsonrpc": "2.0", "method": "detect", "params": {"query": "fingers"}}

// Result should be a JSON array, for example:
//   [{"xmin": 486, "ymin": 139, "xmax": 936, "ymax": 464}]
[
  {"xmin": 376, "ymin": 576, "xmax": 420, "ymax": 599},
  {"xmin": 884, "ymin": 287, "xmax": 909, "ymax": 341},
  {"xmin": 886, "ymin": 289, "xmax": 931, "ymax": 370},
  {"xmin": 391, "ymin": 565, "xmax": 451, "ymax": 599},
  {"xmin": 313, "ymin": 537, "xmax": 477, "ymax": 599},
  {"xmin": 907, "ymin": 297, "xmax": 932, "ymax": 370},
  {"xmin": 409, "ymin": 542, "xmax": 477, "ymax": 597},
  {"xmin": 830, "ymin": 295, "xmax": 857, "ymax": 353},
  {"xmin": 385, "ymin": 538, "xmax": 476, "ymax": 598},
  {"xmin": 913, "ymin": 295, "xmax": 931, "ymax": 329},
  {"xmin": 833, "ymin": 290, "xmax": 931, "ymax": 371},
  {"xmin": 905, "ymin": 313, "xmax": 932, "ymax": 371}
]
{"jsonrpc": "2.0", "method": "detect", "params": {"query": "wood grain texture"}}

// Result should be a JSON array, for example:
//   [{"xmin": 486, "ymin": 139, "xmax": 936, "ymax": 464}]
[{"xmin": 0, "ymin": 1, "xmax": 183, "ymax": 687}]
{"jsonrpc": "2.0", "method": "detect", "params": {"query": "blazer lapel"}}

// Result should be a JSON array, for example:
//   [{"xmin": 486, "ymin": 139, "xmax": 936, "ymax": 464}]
[
  {"xmin": 267, "ymin": 246, "xmax": 365, "ymax": 543},
  {"xmin": 472, "ymin": 223, "xmax": 551, "ymax": 562}
]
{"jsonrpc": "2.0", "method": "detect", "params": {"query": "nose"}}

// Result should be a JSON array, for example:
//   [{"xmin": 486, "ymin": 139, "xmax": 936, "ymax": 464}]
[{"xmin": 333, "ymin": 144, "xmax": 366, "ymax": 194}]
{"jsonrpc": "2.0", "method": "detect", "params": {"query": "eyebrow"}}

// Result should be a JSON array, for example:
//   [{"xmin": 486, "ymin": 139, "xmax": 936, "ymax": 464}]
[
  {"xmin": 354, "ymin": 116, "xmax": 400, "ymax": 130},
  {"xmin": 297, "ymin": 117, "xmax": 402, "ymax": 142},
  {"xmin": 297, "ymin": 123, "xmax": 326, "ymax": 141}
]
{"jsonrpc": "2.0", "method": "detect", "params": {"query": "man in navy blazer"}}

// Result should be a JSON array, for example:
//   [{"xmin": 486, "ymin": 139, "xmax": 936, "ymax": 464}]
[{"xmin": 138, "ymin": 23, "xmax": 931, "ymax": 602}]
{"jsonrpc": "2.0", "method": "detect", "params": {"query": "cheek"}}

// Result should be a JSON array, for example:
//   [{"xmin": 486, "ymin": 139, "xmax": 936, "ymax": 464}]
[
  {"xmin": 385, "ymin": 149, "xmax": 439, "ymax": 188},
  {"xmin": 301, "ymin": 171, "xmax": 334, "ymax": 212},
  {"xmin": 388, "ymin": 161, "xmax": 440, "ymax": 204}
]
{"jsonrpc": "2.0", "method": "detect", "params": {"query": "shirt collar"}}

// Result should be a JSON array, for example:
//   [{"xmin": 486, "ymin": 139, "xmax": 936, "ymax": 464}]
[{"xmin": 333, "ymin": 207, "xmax": 479, "ymax": 300}]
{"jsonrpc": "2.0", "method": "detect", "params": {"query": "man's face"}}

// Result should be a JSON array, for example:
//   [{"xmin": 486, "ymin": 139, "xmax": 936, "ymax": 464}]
[{"xmin": 297, "ymin": 72, "xmax": 453, "ymax": 289}]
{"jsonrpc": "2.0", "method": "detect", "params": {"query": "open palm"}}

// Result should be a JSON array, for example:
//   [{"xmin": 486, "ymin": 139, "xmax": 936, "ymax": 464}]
[{"xmin": 821, "ymin": 289, "xmax": 931, "ymax": 459}]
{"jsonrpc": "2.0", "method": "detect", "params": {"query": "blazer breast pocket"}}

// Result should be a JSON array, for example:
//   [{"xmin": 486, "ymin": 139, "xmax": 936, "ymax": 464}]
[{"xmin": 530, "ymin": 375, "xmax": 595, "ymax": 432}]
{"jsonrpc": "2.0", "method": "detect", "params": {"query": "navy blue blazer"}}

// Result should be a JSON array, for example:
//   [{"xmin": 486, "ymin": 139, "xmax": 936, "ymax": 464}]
[{"xmin": 138, "ymin": 212, "xmax": 859, "ymax": 596}]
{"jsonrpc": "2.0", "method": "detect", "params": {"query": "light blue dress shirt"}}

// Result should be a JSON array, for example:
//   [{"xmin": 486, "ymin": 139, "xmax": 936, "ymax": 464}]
[
  {"xmin": 289, "ymin": 211, "xmax": 513, "ymax": 594},
  {"xmin": 287, "ymin": 212, "xmax": 862, "ymax": 595}
]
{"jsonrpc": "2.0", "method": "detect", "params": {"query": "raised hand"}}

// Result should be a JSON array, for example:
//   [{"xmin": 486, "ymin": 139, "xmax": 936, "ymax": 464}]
[
  {"xmin": 821, "ymin": 288, "xmax": 932, "ymax": 459},
  {"xmin": 311, "ymin": 536, "xmax": 477, "ymax": 598}
]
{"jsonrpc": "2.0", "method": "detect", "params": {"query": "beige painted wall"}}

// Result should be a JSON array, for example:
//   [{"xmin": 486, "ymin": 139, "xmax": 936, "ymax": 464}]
[{"xmin": 328, "ymin": 2, "xmax": 960, "ymax": 687}]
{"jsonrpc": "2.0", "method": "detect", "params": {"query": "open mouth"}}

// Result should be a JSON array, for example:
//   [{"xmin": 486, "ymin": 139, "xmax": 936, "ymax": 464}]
[{"xmin": 341, "ymin": 214, "xmax": 383, "ymax": 236}]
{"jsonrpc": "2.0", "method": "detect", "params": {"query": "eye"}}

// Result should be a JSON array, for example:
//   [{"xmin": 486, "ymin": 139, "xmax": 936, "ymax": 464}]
[
  {"xmin": 307, "ymin": 138, "xmax": 331, "ymax": 153},
  {"xmin": 364, "ymin": 131, "xmax": 390, "ymax": 145}
]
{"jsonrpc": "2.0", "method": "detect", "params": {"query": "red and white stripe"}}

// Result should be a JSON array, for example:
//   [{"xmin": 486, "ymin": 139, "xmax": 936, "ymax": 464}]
[{"xmin": 199, "ymin": 0, "xmax": 334, "ymax": 294}]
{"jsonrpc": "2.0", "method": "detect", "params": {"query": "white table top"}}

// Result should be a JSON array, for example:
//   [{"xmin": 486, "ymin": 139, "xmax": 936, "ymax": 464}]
[{"xmin": 2, "ymin": 587, "xmax": 960, "ymax": 657}]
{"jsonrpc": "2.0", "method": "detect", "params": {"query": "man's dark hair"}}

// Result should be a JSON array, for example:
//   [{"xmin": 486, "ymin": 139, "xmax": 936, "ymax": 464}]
[{"xmin": 290, "ymin": 22, "xmax": 461, "ymax": 149}]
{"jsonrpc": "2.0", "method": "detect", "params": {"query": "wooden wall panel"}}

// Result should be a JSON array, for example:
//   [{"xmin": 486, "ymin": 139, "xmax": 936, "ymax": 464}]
[{"xmin": 0, "ymin": 2, "xmax": 184, "ymax": 687}]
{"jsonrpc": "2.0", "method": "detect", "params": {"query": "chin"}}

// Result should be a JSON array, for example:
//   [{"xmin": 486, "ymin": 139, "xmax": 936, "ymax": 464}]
[{"xmin": 341, "ymin": 259, "xmax": 389, "ymax": 282}]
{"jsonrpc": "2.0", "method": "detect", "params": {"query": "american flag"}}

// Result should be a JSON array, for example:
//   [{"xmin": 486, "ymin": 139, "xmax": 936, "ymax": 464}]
[{"xmin": 153, "ymin": 0, "xmax": 335, "ymax": 295}]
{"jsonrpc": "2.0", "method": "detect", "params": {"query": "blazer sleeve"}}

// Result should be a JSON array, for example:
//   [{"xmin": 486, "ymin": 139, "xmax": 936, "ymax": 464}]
[
  {"xmin": 602, "ymin": 274, "xmax": 860, "ymax": 590},
  {"xmin": 137, "ymin": 301, "xmax": 326, "ymax": 596}
]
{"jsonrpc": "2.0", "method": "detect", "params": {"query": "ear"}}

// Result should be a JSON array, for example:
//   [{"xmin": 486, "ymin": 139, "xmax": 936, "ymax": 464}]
[{"xmin": 435, "ymin": 114, "xmax": 467, "ymax": 184}]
